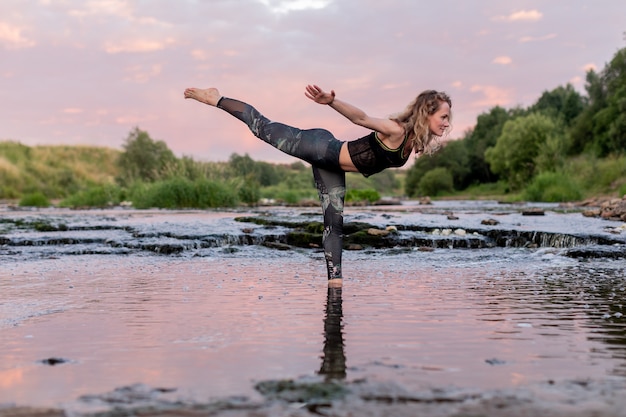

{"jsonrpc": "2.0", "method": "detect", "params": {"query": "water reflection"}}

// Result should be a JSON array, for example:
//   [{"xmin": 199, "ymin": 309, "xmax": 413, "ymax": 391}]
[{"xmin": 318, "ymin": 285, "xmax": 346, "ymax": 380}]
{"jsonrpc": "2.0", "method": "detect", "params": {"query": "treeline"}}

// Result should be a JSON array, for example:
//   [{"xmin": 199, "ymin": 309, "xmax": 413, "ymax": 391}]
[
  {"xmin": 406, "ymin": 45, "xmax": 626, "ymax": 201},
  {"xmin": 0, "ymin": 128, "xmax": 401, "ymax": 208},
  {"xmin": 3, "ymin": 45, "xmax": 625, "ymax": 208}
]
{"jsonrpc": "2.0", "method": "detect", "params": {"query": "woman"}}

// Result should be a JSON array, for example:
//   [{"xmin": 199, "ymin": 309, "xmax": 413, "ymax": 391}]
[{"xmin": 184, "ymin": 85, "xmax": 452, "ymax": 286}]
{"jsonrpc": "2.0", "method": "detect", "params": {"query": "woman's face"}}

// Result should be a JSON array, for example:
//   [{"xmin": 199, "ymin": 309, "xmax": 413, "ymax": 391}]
[{"xmin": 428, "ymin": 101, "xmax": 451, "ymax": 136}]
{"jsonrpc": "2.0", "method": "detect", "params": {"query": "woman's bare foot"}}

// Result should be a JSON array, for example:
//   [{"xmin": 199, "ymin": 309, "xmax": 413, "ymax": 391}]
[{"xmin": 183, "ymin": 87, "xmax": 221, "ymax": 106}]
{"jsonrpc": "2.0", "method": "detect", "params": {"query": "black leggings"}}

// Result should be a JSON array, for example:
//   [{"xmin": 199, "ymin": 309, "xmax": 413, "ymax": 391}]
[{"xmin": 217, "ymin": 97, "xmax": 346, "ymax": 279}]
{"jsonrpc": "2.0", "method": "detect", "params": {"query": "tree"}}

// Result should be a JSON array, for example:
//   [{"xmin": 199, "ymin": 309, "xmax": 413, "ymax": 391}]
[
  {"xmin": 485, "ymin": 113, "xmax": 561, "ymax": 190},
  {"xmin": 569, "ymin": 46, "xmax": 626, "ymax": 156},
  {"xmin": 418, "ymin": 167, "xmax": 454, "ymax": 196},
  {"xmin": 116, "ymin": 128, "xmax": 176, "ymax": 185},
  {"xmin": 595, "ymin": 47, "xmax": 626, "ymax": 155},
  {"xmin": 530, "ymin": 83, "xmax": 585, "ymax": 126}
]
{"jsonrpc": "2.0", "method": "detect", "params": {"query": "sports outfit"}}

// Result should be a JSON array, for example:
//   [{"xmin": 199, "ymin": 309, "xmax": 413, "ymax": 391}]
[{"xmin": 217, "ymin": 97, "xmax": 410, "ymax": 280}]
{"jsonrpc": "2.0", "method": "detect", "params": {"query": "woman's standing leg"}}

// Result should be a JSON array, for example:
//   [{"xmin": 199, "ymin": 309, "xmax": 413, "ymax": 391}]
[{"xmin": 312, "ymin": 166, "xmax": 346, "ymax": 281}]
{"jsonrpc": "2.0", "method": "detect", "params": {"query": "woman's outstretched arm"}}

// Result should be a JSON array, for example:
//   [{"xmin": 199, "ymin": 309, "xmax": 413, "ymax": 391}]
[{"xmin": 304, "ymin": 84, "xmax": 403, "ymax": 138}]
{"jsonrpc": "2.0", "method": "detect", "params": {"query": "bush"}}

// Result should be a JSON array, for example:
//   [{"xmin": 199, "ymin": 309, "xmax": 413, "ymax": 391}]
[
  {"xmin": 130, "ymin": 177, "xmax": 239, "ymax": 209},
  {"xmin": 523, "ymin": 172, "xmax": 582, "ymax": 202},
  {"xmin": 417, "ymin": 167, "xmax": 454, "ymax": 196},
  {"xmin": 238, "ymin": 179, "xmax": 261, "ymax": 205},
  {"xmin": 60, "ymin": 184, "xmax": 123, "ymax": 208},
  {"xmin": 195, "ymin": 179, "xmax": 239, "ymax": 208},
  {"xmin": 619, "ymin": 183, "xmax": 626, "ymax": 198},
  {"xmin": 346, "ymin": 188, "xmax": 380, "ymax": 204},
  {"xmin": 19, "ymin": 192, "xmax": 51, "ymax": 207}
]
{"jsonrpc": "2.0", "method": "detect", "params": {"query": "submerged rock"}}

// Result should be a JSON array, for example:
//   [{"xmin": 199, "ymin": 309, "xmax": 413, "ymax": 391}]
[
  {"xmin": 38, "ymin": 357, "xmax": 71, "ymax": 366},
  {"xmin": 7, "ymin": 378, "xmax": 626, "ymax": 417}
]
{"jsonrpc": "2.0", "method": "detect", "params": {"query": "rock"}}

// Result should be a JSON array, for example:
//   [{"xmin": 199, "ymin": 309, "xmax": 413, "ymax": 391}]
[
  {"xmin": 522, "ymin": 208, "xmax": 545, "ymax": 216},
  {"xmin": 582, "ymin": 210, "xmax": 601, "ymax": 218},
  {"xmin": 447, "ymin": 215, "xmax": 459, "ymax": 220},
  {"xmin": 600, "ymin": 196, "xmax": 626, "ymax": 221},
  {"xmin": 419, "ymin": 197, "xmax": 432, "ymax": 205},
  {"xmin": 373, "ymin": 198, "xmax": 402, "ymax": 206},
  {"xmin": 39, "ymin": 357, "xmax": 70, "ymax": 366},
  {"xmin": 367, "ymin": 228, "xmax": 390, "ymax": 237},
  {"xmin": 346, "ymin": 244, "xmax": 364, "ymax": 250},
  {"xmin": 481, "ymin": 219, "xmax": 500, "ymax": 226},
  {"xmin": 0, "ymin": 407, "xmax": 65, "ymax": 417},
  {"xmin": 262, "ymin": 242, "xmax": 292, "ymax": 251},
  {"xmin": 564, "ymin": 246, "xmax": 626, "ymax": 259}
]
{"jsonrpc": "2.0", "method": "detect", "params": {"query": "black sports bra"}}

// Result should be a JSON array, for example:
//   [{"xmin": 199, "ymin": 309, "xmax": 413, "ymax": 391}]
[{"xmin": 347, "ymin": 132, "xmax": 411, "ymax": 177}]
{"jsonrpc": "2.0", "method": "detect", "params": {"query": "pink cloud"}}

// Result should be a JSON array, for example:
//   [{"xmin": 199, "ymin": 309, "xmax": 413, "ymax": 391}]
[
  {"xmin": 469, "ymin": 85, "xmax": 514, "ymax": 108},
  {"xmin": 492, "ymin": 56, "xmax": 512, "ymax": 65},
  {"xmin": 493, "ymin": 9, "xmax": 543, "ymax": 22},
  {"xmin": 0, "ymin": 22, "xmax": 35, "ymax": 49},
  {"xmin": 519, "ymin": 33, "xmax": 557, "ymax": 43},
  {"xmin": 104, "ymin": 38, "xmax": 175, "ymax": 53},
  {"xmin": 123, "ymin": 64, "xmax": 163, "ymax": 83}
]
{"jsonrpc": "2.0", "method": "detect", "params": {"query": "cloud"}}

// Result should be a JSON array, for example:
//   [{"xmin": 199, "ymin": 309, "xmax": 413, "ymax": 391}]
[
  {"xmin": 67, "ymin": 0, "xmax": 171, "ymax": 27},
  {"xmin": 258, "ymin": 0, "xmax": 333, "ymax": 14},
  {"xmin": 63, "ymin": 108, "xmax": 84, "ymax": 114},
  {"xmin": 469, "ymin": 85, "xmax": 514, "ymax": 108},
  {"xmin": 493, "ymin": 56, "xmax": 512, "ymax": 65},
  {"xmin": 104, "ymin": 37, "xmax": 175, "ymax": 53},
  {"xmin": 0, "ymin": 22, "xmax": 35, "ymax": 49},
  {"xmin": 493, "ymin": 9, "xmax": 543, "ymax": 22},
  {"xmin": 519, "ymin": 33, "xmax": 557, "ymax": 43},
  {"xmin": 124, "ymin": 64, "xmax": 163, "ymax": 83},
  {"xmin": 191, "ymin": 49, "xmax": 210, "ymax": 61},
  {"xmin": 115, "ymin": 114, "xmax": 155, "ymax": 125},
  {"xmin": 582, "ymin": 63, "xmax": 597, "ymax": 72}
]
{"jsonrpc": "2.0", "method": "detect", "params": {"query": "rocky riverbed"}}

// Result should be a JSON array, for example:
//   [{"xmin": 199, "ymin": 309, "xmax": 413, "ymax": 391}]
[{"xmin": 1, "ymin": 200, "xmax": 625, "ymax": 416}]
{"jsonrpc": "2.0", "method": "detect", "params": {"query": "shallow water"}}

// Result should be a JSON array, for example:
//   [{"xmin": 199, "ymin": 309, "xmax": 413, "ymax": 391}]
[{"xmin": 1, "ymin": 203, "xmax": 625, "ymax": 409}]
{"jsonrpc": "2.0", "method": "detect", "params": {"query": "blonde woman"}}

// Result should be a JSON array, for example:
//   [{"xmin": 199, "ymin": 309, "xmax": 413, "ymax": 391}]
[{"xmin": 184, "ymin": 85, "xmax": 451, "ymax": 285}]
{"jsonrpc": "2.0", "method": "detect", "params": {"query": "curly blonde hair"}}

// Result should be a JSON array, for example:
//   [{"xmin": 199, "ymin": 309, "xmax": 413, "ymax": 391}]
[{"xmin": 392, "ymin": 90, "xmax": 452, "ymax": 154}]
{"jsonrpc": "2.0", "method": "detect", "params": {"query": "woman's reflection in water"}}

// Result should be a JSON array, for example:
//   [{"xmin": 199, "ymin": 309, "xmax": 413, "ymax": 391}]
[{"xmin": 318, "ymin": 283, "xmax": 346, "ymax": 380}]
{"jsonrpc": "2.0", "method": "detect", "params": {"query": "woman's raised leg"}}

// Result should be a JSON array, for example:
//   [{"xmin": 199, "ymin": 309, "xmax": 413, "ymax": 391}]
[{"xmin": 185, "ymin": 88, "xmax": 343, "ymax": 171}]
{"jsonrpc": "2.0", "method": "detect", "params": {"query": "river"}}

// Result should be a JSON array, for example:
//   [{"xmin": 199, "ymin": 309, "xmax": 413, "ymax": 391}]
[{"xmin": 1, "ymin": 201, "xmax": 625, "ymax": 416}]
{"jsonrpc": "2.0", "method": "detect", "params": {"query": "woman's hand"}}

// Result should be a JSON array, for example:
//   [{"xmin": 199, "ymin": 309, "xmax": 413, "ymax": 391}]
[{"xmin": 305, "ymin": 84, "xmax": 335, "ymax": 105}]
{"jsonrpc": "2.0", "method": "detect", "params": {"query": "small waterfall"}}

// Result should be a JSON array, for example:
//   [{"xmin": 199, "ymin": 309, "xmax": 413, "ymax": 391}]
[{"xmin": 1, "ymin": 210, "xmax": 624, "ymax": 258}]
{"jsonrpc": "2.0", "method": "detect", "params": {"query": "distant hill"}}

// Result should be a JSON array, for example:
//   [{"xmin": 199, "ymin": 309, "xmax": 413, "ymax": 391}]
[{"xmin": 0, "ymin": 140, "xmax": 120, "ymax": 199}]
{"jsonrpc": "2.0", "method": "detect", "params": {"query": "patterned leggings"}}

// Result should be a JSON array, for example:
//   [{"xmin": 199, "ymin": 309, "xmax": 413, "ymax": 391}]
[{"xmin": 217, "ymin": 97, "xmax": 346, "ymax": 279}]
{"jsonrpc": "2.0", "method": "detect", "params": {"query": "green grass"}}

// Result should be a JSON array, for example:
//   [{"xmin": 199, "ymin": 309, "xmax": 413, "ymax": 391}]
[
  {"xmin": 19, "ymin": 192, "xmax": 51, "ymax": 208},
  {"xmin": 0, "ymin": 141, "xmax": 119, "ymax": 199},
  {"xmin": 3, "ymin": 139, "xmax": 623, "ymax": 207}
]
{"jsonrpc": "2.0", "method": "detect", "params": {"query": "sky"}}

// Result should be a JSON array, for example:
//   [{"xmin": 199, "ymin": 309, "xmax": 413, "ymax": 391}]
[{"xmin": 1, "ymin": 0, "xmax": 625, "ymax": 166}]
